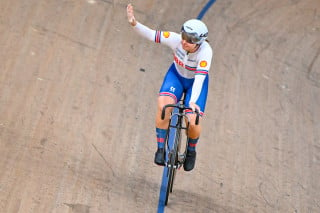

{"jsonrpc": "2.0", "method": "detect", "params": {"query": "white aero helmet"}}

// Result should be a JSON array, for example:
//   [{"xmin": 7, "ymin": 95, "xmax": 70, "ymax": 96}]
[{"xmin": 181, "ymin": 19, "xmax": 208, "ymax": 44}]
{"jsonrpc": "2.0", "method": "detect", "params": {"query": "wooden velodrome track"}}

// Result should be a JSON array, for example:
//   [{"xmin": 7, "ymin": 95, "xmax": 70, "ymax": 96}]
[{"xmin": 1, "ymin": 0, "xmax": 319, "ymax": 212}]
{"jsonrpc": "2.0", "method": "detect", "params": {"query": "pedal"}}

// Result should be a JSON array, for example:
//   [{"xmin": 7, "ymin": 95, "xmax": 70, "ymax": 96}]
[{"xmin": 177, "ymin": 153, "xmax": 185, "ymax": 163}]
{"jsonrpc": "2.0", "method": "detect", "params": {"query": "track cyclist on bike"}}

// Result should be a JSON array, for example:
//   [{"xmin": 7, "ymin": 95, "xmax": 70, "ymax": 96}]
[{"xmin": 127, "ymin": 4, "xmax": 213, "ymax": 171}]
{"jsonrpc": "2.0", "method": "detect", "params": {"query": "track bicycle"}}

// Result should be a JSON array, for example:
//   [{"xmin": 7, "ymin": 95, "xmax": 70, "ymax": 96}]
[{"xmin": 161, "ymin": 98, "xmax": 200, "ymax": 205}]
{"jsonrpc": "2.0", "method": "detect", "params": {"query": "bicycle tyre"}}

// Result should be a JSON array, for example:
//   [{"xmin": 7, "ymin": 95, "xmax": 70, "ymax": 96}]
[
  {"xmin": 164, "ymin": 127, "xmax": 174, "ymax": 206},
  {"xmin": 165, "ymin": 159, "xmax": 174, "ymax": 205},
  {"xmin": 165, "ymin": 124, "xmax": 182, "ymax": 205},
  {"xmin": 169, "ymin": 127, "xmax": 181, "ymax": 193}
]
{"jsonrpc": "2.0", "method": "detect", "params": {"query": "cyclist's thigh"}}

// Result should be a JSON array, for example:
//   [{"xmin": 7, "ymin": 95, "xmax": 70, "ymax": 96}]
[{"xmin": 159, "ymin": 64, "xmax": 184, "ymax": 103}]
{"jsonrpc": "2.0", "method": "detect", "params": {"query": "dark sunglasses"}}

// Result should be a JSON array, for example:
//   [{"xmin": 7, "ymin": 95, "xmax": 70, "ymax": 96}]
[{"xmin": 181, "ymin": 31, "xmax": 201, "ymax": 44}]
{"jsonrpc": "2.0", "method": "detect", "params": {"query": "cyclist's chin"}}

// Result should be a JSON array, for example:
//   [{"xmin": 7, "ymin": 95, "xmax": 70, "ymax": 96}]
[
  {"xmin": 182, "ymin": 45, "xmax": 191, "ymax": 51},
  {"xmin": 182, "ymin": 43, "xmax": 197, "ymax": 52}
]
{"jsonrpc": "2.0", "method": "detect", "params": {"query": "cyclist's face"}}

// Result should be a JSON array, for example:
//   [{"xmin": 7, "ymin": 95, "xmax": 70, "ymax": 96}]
[{"xmin": 181, "ymin": 39, "xmax": 198, "ymax": 52}]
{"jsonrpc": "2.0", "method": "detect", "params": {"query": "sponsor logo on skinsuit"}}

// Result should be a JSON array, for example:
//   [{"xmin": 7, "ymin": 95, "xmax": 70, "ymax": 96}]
[
  {"xmin": 163, "ymin": 31, "xmax": 170, "ymax": 38},
  {"xmin": 200, "ymin": 60, "xmax": 207, "ymax": 67},
  {"xmin": 174, "ymin": 55, "xmax": 184, "ymax": 67}
]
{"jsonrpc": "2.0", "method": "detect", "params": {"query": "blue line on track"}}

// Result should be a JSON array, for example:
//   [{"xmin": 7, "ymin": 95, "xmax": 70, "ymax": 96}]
[
  {"xmin": 157, "ymin": 1, "xmax": 216, "ymax": 212},
  {"xmin": 197, "ymin": 0, "xmax": 217, "ymax": 20}
]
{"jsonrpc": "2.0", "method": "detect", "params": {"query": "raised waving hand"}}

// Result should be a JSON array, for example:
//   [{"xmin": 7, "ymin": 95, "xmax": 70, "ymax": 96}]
[{"xmin": 126, "ymin": 4, "xmax": 137, "ymax": 26}]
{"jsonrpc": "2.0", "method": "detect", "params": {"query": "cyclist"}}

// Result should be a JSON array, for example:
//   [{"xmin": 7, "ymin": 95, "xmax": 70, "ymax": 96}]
[{"xmin": 127, "ymin": 4, "xmax": 213, "ymax": 171}]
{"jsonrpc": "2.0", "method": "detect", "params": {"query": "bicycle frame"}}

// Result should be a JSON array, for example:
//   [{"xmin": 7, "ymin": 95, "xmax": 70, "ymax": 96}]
[
  {"xmin": 161, "ymin": 99, "xmax": 200, "ymax": 205},
  {"xmin": 166, "ymin": 102, "xmax": 190, "ymax": 168}
]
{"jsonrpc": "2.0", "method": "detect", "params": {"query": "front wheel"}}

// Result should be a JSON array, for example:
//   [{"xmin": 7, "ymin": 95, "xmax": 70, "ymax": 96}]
[{"xmin": 165, "ymin": 164, "xmax": 175, "ymax": 205}]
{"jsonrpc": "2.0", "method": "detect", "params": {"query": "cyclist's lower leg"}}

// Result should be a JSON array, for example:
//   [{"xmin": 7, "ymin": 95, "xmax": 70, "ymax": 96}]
[
  {"xmin": 154, "ymin": 96, "xmax": 175, "ymax": 166},
  {"xmin": 186, "ymin": 113, "xmax": 201, "ymax": 149},
  {"xmin": 184, "ymin": 114, "xmax": 202, "ymax": 171}
]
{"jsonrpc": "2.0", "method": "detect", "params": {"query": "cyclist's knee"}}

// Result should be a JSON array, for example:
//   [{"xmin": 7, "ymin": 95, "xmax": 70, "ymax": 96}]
[
  {"xmin": 188, "ymin": 113, "xmax": 200, "ymax": 123},
  {"xmin": 157, "ymin": 95, "xmax": 175, "ymax": 110},
  {"xmin": 189, "ymin": 122, "xmax": 201, "ymax": 131},
  {"xmin": 188, "ymin": 115, "xmax": 201, "ymax": 131}
]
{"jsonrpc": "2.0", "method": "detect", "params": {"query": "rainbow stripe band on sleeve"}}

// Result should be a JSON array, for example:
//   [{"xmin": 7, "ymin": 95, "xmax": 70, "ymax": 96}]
[
  {"xmin": 155, "ymin": 30, "xmax": 161, "ymax": 43},
  {"xmin": 195, "ymin": 70, "xmax": 208, "ymax": 75}
]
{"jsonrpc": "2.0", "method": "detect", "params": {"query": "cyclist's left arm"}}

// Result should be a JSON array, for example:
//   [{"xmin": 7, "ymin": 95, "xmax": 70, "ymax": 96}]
[
  {"xmin": 189, "ymin": 45, "xmax": 213, "ymax": 107},
  {"xmin": 132, "ymin": 22, "xmax": 180, "ymax": 49}
]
